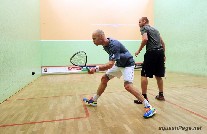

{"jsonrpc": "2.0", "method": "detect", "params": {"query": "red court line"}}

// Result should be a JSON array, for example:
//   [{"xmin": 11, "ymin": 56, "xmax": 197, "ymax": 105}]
[
  {"xmin": 2, "ymin": 91, "xmax": 206, "ymax": 127},
  {"xmin": 84, "ymin": 91, "xmax": 207, "ymax": 121},
  {"xmin": 166, "ymin": 100, "xmax": 207, "ymax": 120},
  {"xmin": 148, "ymin": 92, "xmax": 207, "ymax": 121},
  {"xmin": 0, "ymin": 96, "xmax": 89, "ymax": 128},
  {"xmin": 5, "ymin": 95, "xmax": 74, "ymax": 101}
]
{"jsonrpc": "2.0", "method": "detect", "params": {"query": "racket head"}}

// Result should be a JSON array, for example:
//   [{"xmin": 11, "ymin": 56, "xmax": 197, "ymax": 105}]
[{"xmin": 70, "ymin": 51, "xmax": 89, "ymax": 71}]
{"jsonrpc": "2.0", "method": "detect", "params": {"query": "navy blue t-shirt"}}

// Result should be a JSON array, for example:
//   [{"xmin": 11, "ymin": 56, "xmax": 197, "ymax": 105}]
[{"xmin": 103, "ymin": 38, "xmax": 135, "ymax": 67}]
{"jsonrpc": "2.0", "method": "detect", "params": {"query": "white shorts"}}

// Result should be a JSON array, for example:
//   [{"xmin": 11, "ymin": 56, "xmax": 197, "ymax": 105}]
[{"xmin": 106, "ymin": 65, "xmax": 135, "ymax": 83}]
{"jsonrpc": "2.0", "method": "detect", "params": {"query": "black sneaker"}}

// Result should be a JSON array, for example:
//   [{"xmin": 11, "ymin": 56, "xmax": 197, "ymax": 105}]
[{"xmin": 134, "ymin": 99, "xmax": 149, "ymax": 104}]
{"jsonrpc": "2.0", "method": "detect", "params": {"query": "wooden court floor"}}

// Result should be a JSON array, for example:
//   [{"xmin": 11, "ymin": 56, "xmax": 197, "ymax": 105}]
[{"xmin": 0, "ymin": 71, "xmax": 207, "ymax": 134}]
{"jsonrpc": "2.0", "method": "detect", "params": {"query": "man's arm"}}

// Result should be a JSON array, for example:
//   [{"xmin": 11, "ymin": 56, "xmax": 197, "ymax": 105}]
[
  {"xmin": 135, "ymin": 33, "xmax": 148, "ymax": 56},
  {"xmin": 89, "ymin": 60, "xmax": 115, "ymax": 74},
  {"xmin": 99, "ymin": 60, "xmax": 115, "ymax": 71},
  {"xmin": 160, "ymin": 36, "xmax": 166, "ymax": 62},
  {"xmin": 160, "ymin": 36, "xmax": 165, "ymax": 52}
]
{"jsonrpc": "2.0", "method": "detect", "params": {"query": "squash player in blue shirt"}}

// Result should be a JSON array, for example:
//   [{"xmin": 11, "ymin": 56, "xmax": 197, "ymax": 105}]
[{"xmin": 83, "ymin": 29, "xmax": 156, "ymax": 118}]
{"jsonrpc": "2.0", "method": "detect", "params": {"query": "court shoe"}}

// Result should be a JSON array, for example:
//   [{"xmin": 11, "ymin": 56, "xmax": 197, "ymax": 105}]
[
  {"xmin": 143, "ymin": 106, "xmax": 156, "ymax": 118},
  {"xmin": 83, "ymin": 97, "xmax": 97, "ymax": 106},
  {"xmin": 155, "ymin": 95, "xmax": 165, "ymax": 101}
]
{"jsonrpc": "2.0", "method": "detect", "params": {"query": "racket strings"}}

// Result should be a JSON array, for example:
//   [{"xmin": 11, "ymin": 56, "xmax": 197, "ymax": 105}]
[{"xmin": 70, "ymin": 52, "xmax": 87, "ymax": 66}]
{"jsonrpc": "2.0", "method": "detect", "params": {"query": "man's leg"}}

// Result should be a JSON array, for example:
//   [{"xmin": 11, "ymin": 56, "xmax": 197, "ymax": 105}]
[
  {"xmin": 141, "ymin": 76, "xmax": 148, "ymax": 99},
  {"xmin": 155, "ymin": 76, "xmax": 165, "ymax": 100},
  {"xmin": 84, "ymin": 65, "xmax": 120, "ymax": 106},
  {"xmin": 124, "ymin": 82, "xmax": 156, "ymax": 118},
  {"xmin": 83, "ymin": 74, "xmax": 110, "ymax": 106},
  {"xmin": 124, "ymin": 82, "xmax": 145, "ymax": 102},
  {"xmin": 94, "ymin": 74, "xmax": 110, "ymax": 100},
  {"xmin": 134, "ymin": 76, "xmax": 149, "ymax": 104}
]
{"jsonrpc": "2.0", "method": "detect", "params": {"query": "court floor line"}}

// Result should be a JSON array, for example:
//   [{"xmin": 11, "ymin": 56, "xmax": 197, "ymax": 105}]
[
  {"xmin": 1, "ymin": 91, "xmax": 206, "ymax": 128},
  {"xmin": 0, "ymin": 96, "xmax": 89, "ymax": 128},
  {"xmin": 84, "ymin": 91, "xmax": 207, "ymax": 121},
  {"xmin": 5, "ymin": 94, "xmax": 75, "ymax": 101},
  {"xmin": 148, "ymin": 92, "xmax": 207, "ymax": 121},
  {"xmin": 5, "ymin": 91, "xmax": 207, "ymax": 121}
]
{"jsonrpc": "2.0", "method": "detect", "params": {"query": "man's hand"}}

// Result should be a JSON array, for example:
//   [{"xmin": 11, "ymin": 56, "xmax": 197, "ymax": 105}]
[
  {"xmin": 135, "ymin": 51, "xmax": 140, "ymax": 57},
  {"xmin": 88, "ymin": 67, "xmax": 96, "ymax": 74}
]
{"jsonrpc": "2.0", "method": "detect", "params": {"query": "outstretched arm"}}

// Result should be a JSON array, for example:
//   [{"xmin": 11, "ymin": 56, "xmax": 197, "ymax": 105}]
[
  {"xmin": 89, "ymin": 60, "xmax": 115, "ymax": 74},
  {"xmin": 135, "ymin": 33, "xmax": 148, "ymax": 57},
  {"xmin": 98, "ymin": 60, "xmax": 115, "ymax": 71}
]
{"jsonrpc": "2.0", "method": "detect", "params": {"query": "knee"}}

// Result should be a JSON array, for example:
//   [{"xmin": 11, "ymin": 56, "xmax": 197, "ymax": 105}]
[
  {"xmin": 155, "ymin": 76, "xmax": 162, "ymax": 81},
  {"xmin": 101, "ymin": 75, "xmax": 109, "ymax": 84},
  {"xmin": 124, "ymin": 82, "xmax": 132, "ymax": 92},
  {"xmin": 141, "ymin": 77, "xmax": 147, "ymax": 84}
]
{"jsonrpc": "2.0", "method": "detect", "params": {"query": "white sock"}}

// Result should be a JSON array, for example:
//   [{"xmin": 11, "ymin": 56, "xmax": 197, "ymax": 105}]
[
  {"xmin": 93, "ymin": 95, "xmax": 100, "ymax": 101},
  {"xmin": 143, "ymin": 99, "xmax": 151, "ymax": 108}
]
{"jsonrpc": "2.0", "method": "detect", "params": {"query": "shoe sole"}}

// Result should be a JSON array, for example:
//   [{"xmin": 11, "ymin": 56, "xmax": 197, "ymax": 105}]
[
  {"xmin": 155, "ymin": 96, "xmax": 165, "ymax": 101},
  {"xmin": 155, "ymin": 98, "xmax": 165, "ymax": 101},
  {"xmin": 89, "ymin": 103, "xmax": 97, "ymax": 107}
]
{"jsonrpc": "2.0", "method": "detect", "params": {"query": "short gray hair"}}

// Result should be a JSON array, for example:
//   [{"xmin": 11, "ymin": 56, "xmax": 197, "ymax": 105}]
[{"xmin": 94, "ymin": 29, "xmax": 105, "ymax": 36}]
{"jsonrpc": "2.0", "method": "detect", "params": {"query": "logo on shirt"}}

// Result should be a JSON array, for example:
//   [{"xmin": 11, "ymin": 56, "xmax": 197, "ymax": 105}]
[{"xmin": 112, "ymin": 54, "xmax": 115, "ymax": 59}]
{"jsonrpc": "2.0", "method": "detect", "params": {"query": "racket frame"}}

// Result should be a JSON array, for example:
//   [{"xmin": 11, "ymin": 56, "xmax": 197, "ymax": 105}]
[{"xmin": 70, "ymin": 51, "xmax": 89, "ymax": 71}]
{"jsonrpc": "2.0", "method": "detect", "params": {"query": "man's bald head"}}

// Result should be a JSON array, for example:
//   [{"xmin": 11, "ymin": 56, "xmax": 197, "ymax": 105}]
[{"xmin": 92, "ymin": 29, "xmax": 105, "ymax": 36}]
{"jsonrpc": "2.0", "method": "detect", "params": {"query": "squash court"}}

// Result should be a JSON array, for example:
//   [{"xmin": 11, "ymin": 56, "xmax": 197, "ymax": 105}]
[
  {"xmin": 1, "ymin": 0, "xmax": 207, "ymax": 134},
  {"xmin": 0, "ymin": 71, "xmax": 206, "ymax": 134}
]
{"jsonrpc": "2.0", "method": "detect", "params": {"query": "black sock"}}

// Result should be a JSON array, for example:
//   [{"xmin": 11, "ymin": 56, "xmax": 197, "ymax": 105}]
[
  {"xmin": 159, "ymin": 92, "xmax": 163, "ymax": 96},
  {"xmin": 142, "ymin": 94, "xmax": 148, "ymax": 99}
]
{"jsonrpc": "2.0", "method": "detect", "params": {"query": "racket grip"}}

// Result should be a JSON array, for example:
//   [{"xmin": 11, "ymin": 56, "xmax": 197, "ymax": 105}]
[{"xmin": 86, "ymin": 67, "xmax": 90, "ymax": 71}]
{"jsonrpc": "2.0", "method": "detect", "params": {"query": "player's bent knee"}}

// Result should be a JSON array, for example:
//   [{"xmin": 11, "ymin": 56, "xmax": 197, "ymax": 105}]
[
  {"xmin": 124, "ymin": 81, "xmax": 133, "ymax": 92},
  {"xmin": 101, "ymin": 74, "xmax": 109, "ymax": 84}
]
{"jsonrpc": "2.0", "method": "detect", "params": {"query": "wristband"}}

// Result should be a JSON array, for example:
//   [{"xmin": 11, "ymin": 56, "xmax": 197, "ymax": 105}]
[{"xmin": 95, "ymin": 66, "xmax": 99, "ymax": 72}]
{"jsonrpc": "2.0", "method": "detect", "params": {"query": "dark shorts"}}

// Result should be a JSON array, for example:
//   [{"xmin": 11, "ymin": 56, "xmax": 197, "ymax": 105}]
[{"xmin": 141, "ymin": 49, "xmax": 165, "ymax": 78}]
